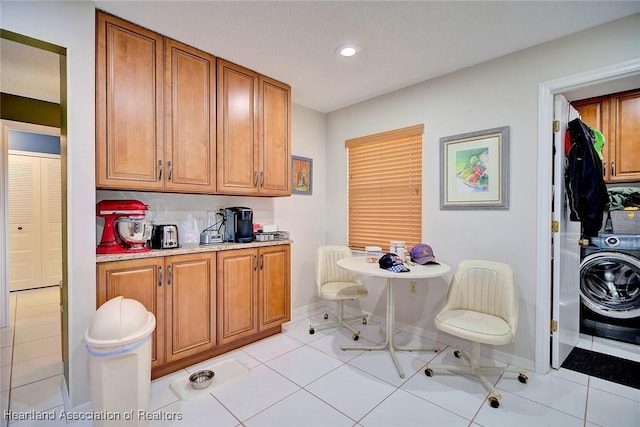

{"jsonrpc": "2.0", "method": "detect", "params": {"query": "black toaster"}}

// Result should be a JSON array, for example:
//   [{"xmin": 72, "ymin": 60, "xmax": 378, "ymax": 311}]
[{"xmin": 150, "ymin": 224, "xmax": 179, "ymax": 249}]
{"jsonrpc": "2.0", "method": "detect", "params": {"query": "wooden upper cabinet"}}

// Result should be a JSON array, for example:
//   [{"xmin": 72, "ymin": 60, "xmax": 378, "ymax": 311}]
[
  {"xmin": 610, "ymin": 89, "xmax": 640, "ymax": 182},
  {"xmin": 260, "ymin": 77, "xmax": 291, "ymax": 195},
  {"xmin": 96, "ymin": 11, "xmax": 216, "ymax": 193},
  {"xmin": 217, "ymin": 60, "xmax": 260, "ymax": 194},
  {"xmin": 164, "ymin": 39, "xmax": 216, "ymax": 192},
  {"xmin": 217, "ymin": 60, "xmax": 291, "ymax": 196},
  {"xmin": 574, "ymin": 89, "xmax": 640, "ymax": 183},
  {"xmin": 97, "ymin": 11, "xmax": 290, "ymax": 195},
  {"xmin": 96, "ymin": 12, "xmax": 164, "ymax": 190}
]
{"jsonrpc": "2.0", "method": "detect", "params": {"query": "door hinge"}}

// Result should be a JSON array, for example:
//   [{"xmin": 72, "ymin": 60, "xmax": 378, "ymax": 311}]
[
  {"xmin": 553, "ymin": 120, "xmax": 560, "ymax": 133},
  {"xmin": 551, "ymin": 319, "xmax": 558, "ymax": 333},
  {"xmin": 551, "ymin": 220, "xmax": 559, "ymax": 233}
]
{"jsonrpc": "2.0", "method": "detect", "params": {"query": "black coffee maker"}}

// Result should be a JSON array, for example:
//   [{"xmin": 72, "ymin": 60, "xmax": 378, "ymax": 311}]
[{"xmin": 224, "ymin": 207, "xmax": 253, "ymax": 243}]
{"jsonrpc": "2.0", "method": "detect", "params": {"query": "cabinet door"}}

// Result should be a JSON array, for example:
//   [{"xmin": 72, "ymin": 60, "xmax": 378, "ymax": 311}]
[
  {"xmin": 572, "ymin": 96, "xmax": 610, "ymax": 180},
  {"xmin": 165, "ymin": 253, "xmax": 216, "ymax": 362},
  {"xmin": 258, "ymin": 245, "xmax": 291, "ymax": 329},
  {"xmin": 217, "ymin": 60, "xmax": 259, "ymax": 194},
  {"xmin": 164, "ymin": 39, "xmax": 216, "ymax": 193},
  {"xmin": 96, "ymin": 12, "xmax": 164, "ymax": 190},
  {"xmin": 217, "ymin": 249, "xmax": 258, "ymax": 344},
  {"xmin": 610, "ymin": 89, "xmax": 640, "ymax": 182},
  {"xmin": 259, "ymin": 77, "xmax": 291, "ymax": 195},
  {"xmin": 97, "ymin": 258, "xmax": 165, "ymax": 367}
]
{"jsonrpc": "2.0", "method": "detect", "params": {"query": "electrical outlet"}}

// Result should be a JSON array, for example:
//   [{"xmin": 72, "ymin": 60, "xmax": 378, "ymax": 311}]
[{"xmin": 410, "ymin": 282, "xmax": 417, "ymax": 293}]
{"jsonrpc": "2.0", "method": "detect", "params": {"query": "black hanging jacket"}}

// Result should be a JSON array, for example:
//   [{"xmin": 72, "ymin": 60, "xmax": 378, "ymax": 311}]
[{"xmin": 565, "ymin": 118, "xmax": 609, "ymax": 237}]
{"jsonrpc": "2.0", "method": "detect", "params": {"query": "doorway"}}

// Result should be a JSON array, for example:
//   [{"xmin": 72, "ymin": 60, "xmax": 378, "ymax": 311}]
[
  {"xmin": 6, "ymin": 123, "xmax": 62, "ymax": 292},
  {"xmin": 0, "ymin": 32, "xmax": 68, "ymax": 398},
  {"xmin": 535, "ymin": 58, "xmax": 640, "ymax": 373}
]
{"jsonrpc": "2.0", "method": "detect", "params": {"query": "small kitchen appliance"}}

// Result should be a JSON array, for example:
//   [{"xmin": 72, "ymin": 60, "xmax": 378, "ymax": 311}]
[
  {"xmin": 96, "ymin": 199, "xmax": 153, "ymax": 254},
  {"xmin": 224, "ymin": 207, "xmax": 253, "ymax": 243},
  {"xmin": 151, "ymin": 225, "xmax": 179, "ymax": 249}
]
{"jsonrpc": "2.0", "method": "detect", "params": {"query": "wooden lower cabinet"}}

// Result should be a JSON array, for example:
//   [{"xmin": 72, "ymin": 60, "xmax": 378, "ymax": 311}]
[
  {"xmin": 96, "ymin": 253, "xmax": 216, "ymax": 370},
  {"xmin": 217, "ymin": 245, "xmax": 290, "ymax": 345},
  {"xmin": 96, "ymin": 245, "xmax": 290, "ymax": 376}
]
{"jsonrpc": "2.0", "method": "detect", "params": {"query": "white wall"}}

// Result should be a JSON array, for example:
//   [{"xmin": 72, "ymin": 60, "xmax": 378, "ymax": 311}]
[
  {"xmin": 1, "ymin": 0, "xmax": 96, "ymax": 408},
  {"xmin": 325, "ymin": 13, "xmax": 640, "ymax": 367},
  {"xmin": 274, "ymin": 104, "xmax": 327, "ymax": 312}
]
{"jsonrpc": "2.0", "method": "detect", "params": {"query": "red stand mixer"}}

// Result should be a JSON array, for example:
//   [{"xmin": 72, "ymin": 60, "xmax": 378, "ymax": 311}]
[{"xmin": 96, "ymin": 200, "xmax": 153, "ymax": 254}]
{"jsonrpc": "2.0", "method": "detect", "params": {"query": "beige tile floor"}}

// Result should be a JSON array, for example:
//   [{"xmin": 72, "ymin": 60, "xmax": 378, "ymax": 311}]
[{"xmin": 1, "ymin": 287, "xmax": 639, "ymax": 427}]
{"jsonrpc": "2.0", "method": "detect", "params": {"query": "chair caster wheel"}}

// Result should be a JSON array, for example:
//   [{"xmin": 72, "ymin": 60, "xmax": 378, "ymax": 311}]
[
  {"xmin": 518, "ymin": 373, "xmax": 528, "ymax": 384},
  {"xmin": 424, "ymin": 368, "xmax": 434, "ymax": 377},
  {"xmin": 489, "ymin": 397, "xmax": 500, "ymax": 408},
  {"xmin": 352, "ymin": 333, "xmax": 359, "ymax": 341},
  {"xmin": 362, "ymin": 317, "xmax": 368, "ymax": 325},
  {"xmin": 453, "ymin": 350, "xmax": 462, "ymax": 358},
  {"xmin": 309, "ymin": 327, "xmax": 315, "ymax": 335},
  {"xmin": 323, "ymin": 313, "xmax": 329, "ymax": 320}
]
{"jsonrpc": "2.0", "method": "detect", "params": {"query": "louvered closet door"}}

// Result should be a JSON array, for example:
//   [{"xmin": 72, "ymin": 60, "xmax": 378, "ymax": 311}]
[
  {"xmin": 40, "ymin": 157, "xmax": 62, "ymax": 285},
  {"xmin": 8, "ymin": 154, "xmax": 42, "ymax": 291}
]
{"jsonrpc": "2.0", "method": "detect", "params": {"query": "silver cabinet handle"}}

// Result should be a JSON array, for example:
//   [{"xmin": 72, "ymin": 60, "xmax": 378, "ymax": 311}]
[
  {"xmin": 254, "ymin": 171, "xmax": 259, "ymax": 187},
  {"xmin": 167, "ymin": 265, "xmax": 172, "ymax": 286},
  {"xmin": 254, "ymin": 254, "xmax": 258, "ymax": 271},
  {"xmin": 158, "ymin": 160, "xmax": 163, "ymax": 181},
  {"xmin": 158, "ymin": 266, "xmax": 163, "ymax": 287},
  {"xmin": 260, "ymin": 254, "xmax": 264, "ymax": 270},
  {"xmin": 260, "ymin": 171, "xmax": 264, "ymax": 187},
  {"xmin": 603, "ymin": 162, "xmax": 606, "ymax": 178},
  {"xmin": 168, "ymin": 161, "xmax": 173, "ymax": 181},
  {"xmin": 611, "ymin": 162, "xmax": 615, "ymax": 176}
]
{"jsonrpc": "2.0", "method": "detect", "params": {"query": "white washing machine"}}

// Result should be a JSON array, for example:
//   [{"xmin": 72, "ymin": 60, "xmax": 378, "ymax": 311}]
[{"xmin": 580, "ymin": 234, "xmax": 640, "ymax": 345}]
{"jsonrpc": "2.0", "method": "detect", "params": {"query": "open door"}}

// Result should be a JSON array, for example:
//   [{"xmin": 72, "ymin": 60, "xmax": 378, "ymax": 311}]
[{"xmin": 551, "ymin": 94, "xmax": 582, "ymax": 369}]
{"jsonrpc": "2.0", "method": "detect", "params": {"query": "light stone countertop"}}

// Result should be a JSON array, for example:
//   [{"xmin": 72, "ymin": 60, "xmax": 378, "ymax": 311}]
[{"xmin": 96, "ymin": 239, "xmax": 292, "ymax": 263}]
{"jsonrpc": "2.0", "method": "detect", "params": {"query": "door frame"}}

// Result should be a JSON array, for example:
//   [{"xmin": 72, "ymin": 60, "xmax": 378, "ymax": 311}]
[
  {"xmin": 535, "ymin": 58, "xmax": 640, "ymax": 373},
  {"xmin": 1, "ymin": 120, "xmax": 60, "ymax": 325}
]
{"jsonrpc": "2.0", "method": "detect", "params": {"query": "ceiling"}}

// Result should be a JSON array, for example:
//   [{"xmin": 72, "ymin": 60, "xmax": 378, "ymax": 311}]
[{"xmin": 2, "ymin": 1, "xmax": 640, "ymax": 112}]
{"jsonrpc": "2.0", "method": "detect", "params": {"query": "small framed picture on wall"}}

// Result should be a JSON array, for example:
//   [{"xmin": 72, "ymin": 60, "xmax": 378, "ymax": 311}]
[{"xmin": 292, "ymin": 155, "xmax": 313, "ymax": 195}]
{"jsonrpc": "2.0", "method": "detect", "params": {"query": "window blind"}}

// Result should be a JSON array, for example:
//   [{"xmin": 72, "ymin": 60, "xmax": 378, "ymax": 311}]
[{"xmin": 345, "ymin": 124, "xmax": 423, "ymax": 251}]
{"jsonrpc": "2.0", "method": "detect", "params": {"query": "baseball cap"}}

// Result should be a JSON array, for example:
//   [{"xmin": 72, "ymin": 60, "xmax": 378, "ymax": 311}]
[
  {"xmin": 410, "ymin": 244, "xmax": 439, "ymax": 265},
  {"xmin": 378, "ymin": 253, "xmax": 410, "ymax": 272}
]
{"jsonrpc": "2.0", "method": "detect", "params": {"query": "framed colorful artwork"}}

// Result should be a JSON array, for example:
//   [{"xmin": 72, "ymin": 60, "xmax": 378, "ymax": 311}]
[
  {"xmin": 440, "ymin": 126, "xmax": 510, "ymax": 210},
  {"xmin": 292, "ymin": 155, "xmax": 313, "ymax": 195}
]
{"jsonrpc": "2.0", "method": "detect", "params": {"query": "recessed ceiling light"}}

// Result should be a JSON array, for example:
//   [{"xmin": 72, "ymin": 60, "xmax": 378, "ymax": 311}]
[{"xmin": 336, "ymin": 44, "xmax": 360, "ymax": 57}]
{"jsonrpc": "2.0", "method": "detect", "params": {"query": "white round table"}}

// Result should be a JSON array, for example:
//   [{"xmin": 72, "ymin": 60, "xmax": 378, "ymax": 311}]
[{"xmin": 337, "ymin": 256, "xmax": 451, "ymax": 378}]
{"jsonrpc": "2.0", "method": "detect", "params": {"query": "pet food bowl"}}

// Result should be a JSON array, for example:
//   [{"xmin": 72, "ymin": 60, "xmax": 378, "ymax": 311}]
[{"xmin": 189, "ymin": 370, "xmax": 215, "ymax": 390}]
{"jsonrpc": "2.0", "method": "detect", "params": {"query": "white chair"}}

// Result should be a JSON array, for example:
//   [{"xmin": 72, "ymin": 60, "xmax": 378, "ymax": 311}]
[
  {"xmin": 309, "ymin": 245, "xmax": 368, "ymax": 340},
  {"xmin": 425, "ymin": 259, "xmax": 528, "ymax": 408}
]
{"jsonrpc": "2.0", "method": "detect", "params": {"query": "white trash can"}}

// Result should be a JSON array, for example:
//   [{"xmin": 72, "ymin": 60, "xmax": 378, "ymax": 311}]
[{"xmin": 86, "ymin": 296, "xmax": 156, "ymax": 427}]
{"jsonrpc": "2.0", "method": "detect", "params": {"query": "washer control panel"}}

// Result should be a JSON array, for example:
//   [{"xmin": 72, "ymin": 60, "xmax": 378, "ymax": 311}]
[{"xmin": 591, "ymin": 234, "xmax": 640, "ymax": 250}]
